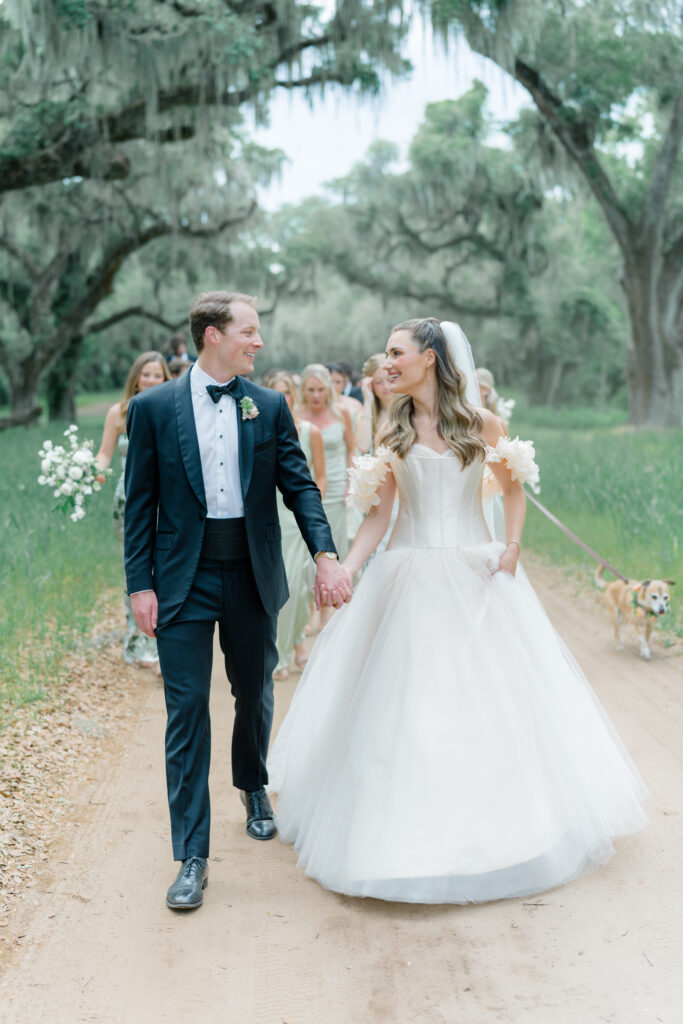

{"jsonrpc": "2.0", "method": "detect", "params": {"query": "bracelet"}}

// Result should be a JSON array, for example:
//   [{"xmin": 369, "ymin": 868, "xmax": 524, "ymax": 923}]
[{"xmin": 505, "ymin": 540, "xmax": 520, "ymax": 551}]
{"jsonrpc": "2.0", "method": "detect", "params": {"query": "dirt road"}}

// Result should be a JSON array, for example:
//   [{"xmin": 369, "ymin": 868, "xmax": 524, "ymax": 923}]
[{"xmin": 1, "ymin": 561, "xmax": 681, "ymax": 1023}]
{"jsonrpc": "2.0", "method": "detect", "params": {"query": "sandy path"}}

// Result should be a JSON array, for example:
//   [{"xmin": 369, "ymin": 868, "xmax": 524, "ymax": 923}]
[{"xmin": 1, "ymin": 561, "xmax": 682, "ymax": 1023}]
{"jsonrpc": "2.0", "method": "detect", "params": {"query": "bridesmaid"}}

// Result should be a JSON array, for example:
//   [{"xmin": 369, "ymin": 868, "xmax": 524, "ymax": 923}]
[
  {"xmin": 95, "ymin": 351, "xmax": 170, "ymax": 667},
  {"xmin": 328, "ymin": 362, "xmax": 365, "ymax": 549},
  {"xmin": 268, "ymin": 372, "xmax": 327, "ymax": 681},
  {"xmin": 298, "ymin": 364, "xmax": 355, "ymax": 624},
  {"xmin": 356, "ymin": 353, "xmax": 393, "ymax": 454},
  {"xmin": 328, "ymin": 362, "xmax": 364, "ymax": 423}
]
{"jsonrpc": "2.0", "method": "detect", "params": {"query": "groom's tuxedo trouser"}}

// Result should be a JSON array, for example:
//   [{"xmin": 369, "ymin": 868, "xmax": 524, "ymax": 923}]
[{"xmin": 155, "ymin": 545, "xmax": 278, "ymax": 861}]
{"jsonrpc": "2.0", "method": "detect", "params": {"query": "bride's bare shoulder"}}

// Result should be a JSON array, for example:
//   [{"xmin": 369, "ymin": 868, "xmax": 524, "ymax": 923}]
[{"xmin": 475, "ymin": 406, "xmax": 507, "ymax": 444}]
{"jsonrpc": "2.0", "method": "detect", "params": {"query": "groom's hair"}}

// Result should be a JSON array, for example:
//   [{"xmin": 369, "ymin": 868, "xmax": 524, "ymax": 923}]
[{"xmin": 189, "ymin": 291, "xmax": 258, "ymax": 353}]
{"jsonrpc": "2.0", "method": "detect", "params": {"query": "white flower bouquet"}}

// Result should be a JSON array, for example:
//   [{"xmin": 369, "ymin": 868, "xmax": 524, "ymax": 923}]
[{"xmin": 37, "ymin": 425, "xmax": 106, "ymax": 522}]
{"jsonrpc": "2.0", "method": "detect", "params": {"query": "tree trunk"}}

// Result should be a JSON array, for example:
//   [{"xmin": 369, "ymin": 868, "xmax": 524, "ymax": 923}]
[
  {"xmin": 0, "ymin": 406, "xmax": 42, "ymax": 431},
  {"xmin": 9, "ymin": 366, "xmax": 42, "ymax": 417},
  {"xmin": 623, "ymin": 247, "xmax": 683, "ymax": 427},
  {"xmin": 45, "ymin": 334, "xmax": 84, "ymax": 422}
]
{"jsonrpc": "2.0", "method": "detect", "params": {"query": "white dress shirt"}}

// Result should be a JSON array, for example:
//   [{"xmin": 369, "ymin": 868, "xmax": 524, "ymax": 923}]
[{"xmin": 190, "ymin": 363, "xmax": 244, "ymax": 519}]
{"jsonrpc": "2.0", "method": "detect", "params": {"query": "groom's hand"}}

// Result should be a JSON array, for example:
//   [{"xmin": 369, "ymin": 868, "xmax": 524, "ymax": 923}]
[
  {"xmin": 130, "ymin": 590, "xmax": 158, "ymax": 637},
  {"xmin": 314, "ymin": 559, "xmax": 353, "ymax": 610}
]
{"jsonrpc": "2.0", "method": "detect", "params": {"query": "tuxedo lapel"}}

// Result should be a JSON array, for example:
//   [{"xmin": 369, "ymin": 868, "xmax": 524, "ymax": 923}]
[
  {"xmin": 236, "ymin": 378, "xmax": 254, "ymax": 499},
  {"xmin": 175, "ymin": 371, "xmax": 207, "ymax": 510}
]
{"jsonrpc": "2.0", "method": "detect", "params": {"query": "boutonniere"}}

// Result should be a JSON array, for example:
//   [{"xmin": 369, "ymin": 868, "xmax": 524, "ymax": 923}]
[{"xmin": 239, "ymin": 396, "xmax": 259, "ymax": 421}]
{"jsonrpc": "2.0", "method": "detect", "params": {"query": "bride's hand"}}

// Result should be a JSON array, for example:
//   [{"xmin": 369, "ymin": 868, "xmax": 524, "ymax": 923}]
[{"xmin": 494, "ymin": 544, "xmax": 519, "ymax": 578}]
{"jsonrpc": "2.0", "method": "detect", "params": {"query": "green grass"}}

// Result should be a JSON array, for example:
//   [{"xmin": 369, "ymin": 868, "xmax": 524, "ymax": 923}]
[
  {"xmin": 512, "ymin": 408, "xmax": 683, "ymax": 637},
  {"xmin": 76, "ymin": 389, "xmax": 121, "ymax": 409},
  {"xmin": 0, "ymin": 416, "xmax": 122, "ymax": 724}
]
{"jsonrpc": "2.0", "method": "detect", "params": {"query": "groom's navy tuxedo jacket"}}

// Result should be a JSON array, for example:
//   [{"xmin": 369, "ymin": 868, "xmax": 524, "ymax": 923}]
[{"xmin": 124, "ymin": 370, "xmax": 335, "ymax": 626}]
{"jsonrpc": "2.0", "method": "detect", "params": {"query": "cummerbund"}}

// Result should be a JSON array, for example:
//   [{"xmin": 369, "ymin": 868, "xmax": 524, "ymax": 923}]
[{"xmin": 200, "ymin": 517, "xmax": 249, "ymax": 561}]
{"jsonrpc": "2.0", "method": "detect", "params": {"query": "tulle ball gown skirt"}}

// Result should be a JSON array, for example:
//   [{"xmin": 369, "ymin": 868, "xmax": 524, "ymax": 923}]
[{"xmin": 267, "ymin": 541, "xmax": 648, "ymax": 904}]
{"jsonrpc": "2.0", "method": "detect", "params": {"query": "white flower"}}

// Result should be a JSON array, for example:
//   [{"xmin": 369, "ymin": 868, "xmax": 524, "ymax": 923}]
[
  {"xmin": 37, "ymin": 425, "xmax": 101, "ymax": 522},
  {"xmin": 486, "ymin": 436, "xmax": 540, "ymax": 493},
  {"xmin": 346, "ymin": 446, "xmax": 393, "ymax": 514},
  {"xmin": 496, "ymin": 396, "xmax": 516, "ymax": 426}
]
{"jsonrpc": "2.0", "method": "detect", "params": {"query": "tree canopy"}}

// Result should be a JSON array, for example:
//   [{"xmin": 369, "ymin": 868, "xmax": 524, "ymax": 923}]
[{"xmin": 429, "ymin": 0, "xmax": 683, "ymax": 424}]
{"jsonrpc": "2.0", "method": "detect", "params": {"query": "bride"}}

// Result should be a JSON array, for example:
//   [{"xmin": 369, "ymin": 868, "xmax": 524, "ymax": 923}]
[{"xmin": 267, "ymin": 317, "xmax": 647, "ymax": 904}]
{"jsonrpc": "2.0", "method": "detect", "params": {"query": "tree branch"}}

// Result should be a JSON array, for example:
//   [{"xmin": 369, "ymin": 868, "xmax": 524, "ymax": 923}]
[
  {"xmin": 640, "ymin": 94, "xmax": 683, "ymax": 239},
  {"xmin": 513, "ymin": 58, "xmax": 634, "ymax": 253},
  {"xmin": 0, "ymin": 31, "xmax": 352, "ymax": 195},
  {"xmin": 0, "ymin": 235, "xmax": 40, "ymax": 278},
  {"xmin": 86, "ymin": 306, "xmax": 186, "ymax": 335},
  {"xmin": 38, "ymin": 201, "xmax": 257, "ymax": 368}
]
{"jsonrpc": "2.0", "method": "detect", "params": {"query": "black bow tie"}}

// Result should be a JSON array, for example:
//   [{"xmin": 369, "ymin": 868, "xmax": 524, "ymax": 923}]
[{"xmin": 206, "ymin": 379, "xmax": 239, "ymax": 403}]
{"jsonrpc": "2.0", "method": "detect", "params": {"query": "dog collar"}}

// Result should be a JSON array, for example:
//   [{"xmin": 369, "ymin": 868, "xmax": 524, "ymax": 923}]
[{"xmin": 630, "ymin": 587, "xmax": 655, "ymax": 618}]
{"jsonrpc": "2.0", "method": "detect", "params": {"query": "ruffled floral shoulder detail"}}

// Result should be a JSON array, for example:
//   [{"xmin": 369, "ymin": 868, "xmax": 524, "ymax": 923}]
[
  {"xmin": 346, "ymin": 445, "xmax": 394, "ymax": 514},
  {"xmin": 485, "ymin": 436, "xmax": 540, "ymax": 493}
]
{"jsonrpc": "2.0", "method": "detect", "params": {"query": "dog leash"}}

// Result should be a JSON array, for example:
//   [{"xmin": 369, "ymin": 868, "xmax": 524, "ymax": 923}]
[{"xmin": 524, "ymin": 489, "xmax": 629, "ymax": 584}]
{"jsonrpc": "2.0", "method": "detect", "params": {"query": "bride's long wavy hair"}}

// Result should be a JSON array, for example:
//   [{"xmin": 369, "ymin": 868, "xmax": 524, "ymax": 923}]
[{"xmin": 377, "ymin": 318, "xmax": 486, "ymax": 467}]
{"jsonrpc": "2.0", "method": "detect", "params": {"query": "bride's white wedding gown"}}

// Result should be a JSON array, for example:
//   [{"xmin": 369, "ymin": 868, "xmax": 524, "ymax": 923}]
[{"xmin": 267, "ymin": 443, "xmax": 648, "ymax": 903}]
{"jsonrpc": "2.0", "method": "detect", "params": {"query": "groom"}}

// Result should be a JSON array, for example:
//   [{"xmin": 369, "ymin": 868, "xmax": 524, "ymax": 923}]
[{"xmin": 124, "ymin": 290, "xmax": 352, "ymax": 910}]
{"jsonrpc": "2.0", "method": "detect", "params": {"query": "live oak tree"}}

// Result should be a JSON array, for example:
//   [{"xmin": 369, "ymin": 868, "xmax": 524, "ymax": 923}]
[
  {"xmin": 0, "ymin": 0, "xmax": 408, "ymax": 419},
  {"xmin": 429, "ymin": 0, "xmax": 683, "ymax": 426},
  {"xmin": 0, "ymin": 130, "xmax": 270, "ymax": 421},
  {"xmin": 0, "ymin": 0, "xmax": 408, "ymax": 194},
  {"xmin": 275, "ymin": 82, "xmax": 547, "ymax": 329}
]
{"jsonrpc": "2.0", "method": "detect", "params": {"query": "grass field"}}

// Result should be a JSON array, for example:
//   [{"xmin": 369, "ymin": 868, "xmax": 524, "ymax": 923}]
[
  {"xmin": 0, "ymin": 399, "xmax": 680, "ymax": 727},
  {"xmin": 0, "ymin": 415, "xmax": 122, "ymax": 724},
  {"xmin": 511, "ymin": 399, "xmax": 682, "ymax": 638}
]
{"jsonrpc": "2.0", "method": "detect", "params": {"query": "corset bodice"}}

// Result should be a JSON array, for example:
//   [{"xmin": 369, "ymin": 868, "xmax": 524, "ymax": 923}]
[{"xmin": 388, "ymin": 445, "xmax": 491, "ymax": 550}]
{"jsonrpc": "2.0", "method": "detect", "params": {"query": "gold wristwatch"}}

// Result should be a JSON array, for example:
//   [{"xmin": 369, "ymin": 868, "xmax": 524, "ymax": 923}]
[{"xmin": 314, "ymin": 551, "xmax": 338, "ymax": 562}]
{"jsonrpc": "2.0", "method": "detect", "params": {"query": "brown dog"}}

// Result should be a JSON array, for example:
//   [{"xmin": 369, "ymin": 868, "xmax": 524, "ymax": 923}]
[{"xmin": 595, "ymin": 565, "xmax": 675, "ymax": 660}]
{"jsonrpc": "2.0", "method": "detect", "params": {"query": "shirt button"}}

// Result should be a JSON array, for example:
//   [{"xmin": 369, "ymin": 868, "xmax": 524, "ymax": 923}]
[
  {"xmin": 219, "ymin": 434, "xmax": 223, "ymax": 439},
  {"xmin": 220, "ymin": 488, "xmax": 224, "ymax": 492}
]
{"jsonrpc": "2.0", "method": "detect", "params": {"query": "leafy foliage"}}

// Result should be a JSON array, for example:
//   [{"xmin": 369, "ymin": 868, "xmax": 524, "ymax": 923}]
[{"xmin": 428, "ymin": 0, "xmax": 683, "ymax": 425}]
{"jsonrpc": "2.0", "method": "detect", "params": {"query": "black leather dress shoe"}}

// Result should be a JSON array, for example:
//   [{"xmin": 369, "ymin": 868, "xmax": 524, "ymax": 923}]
[
  {"xmin": 240, "ymin": 788, "xmax": 277, "ymax": 841},
  {"xmin": 166, "ymin": 857, "xmax": 208, "ymax": 911}
]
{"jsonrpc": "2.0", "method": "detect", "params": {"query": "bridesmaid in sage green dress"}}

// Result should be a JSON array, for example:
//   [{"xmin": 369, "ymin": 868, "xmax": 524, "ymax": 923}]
[
  {"xmin": 268, "ymin": 372, "xmax": 327, "ymax": 680},
  {"xmin": 328, "ymin": 363, "xmax": 365, "ymax": 548},
  {"xmin": 297, "ymin": 363, "xmax": 356, "ymax": 629},
  {"xmin": 95, "ymin": 351, "xmax": 170, "ymax": 667}
]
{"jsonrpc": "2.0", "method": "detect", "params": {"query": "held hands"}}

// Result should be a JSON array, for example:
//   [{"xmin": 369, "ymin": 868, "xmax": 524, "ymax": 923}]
[
  {"xmin": 314, "ymin": 558, "xmax": 353, "ymax": 610},
  {"xmin": 130, "ymin": 590, "xmax": 158, "ymax": 637}
]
